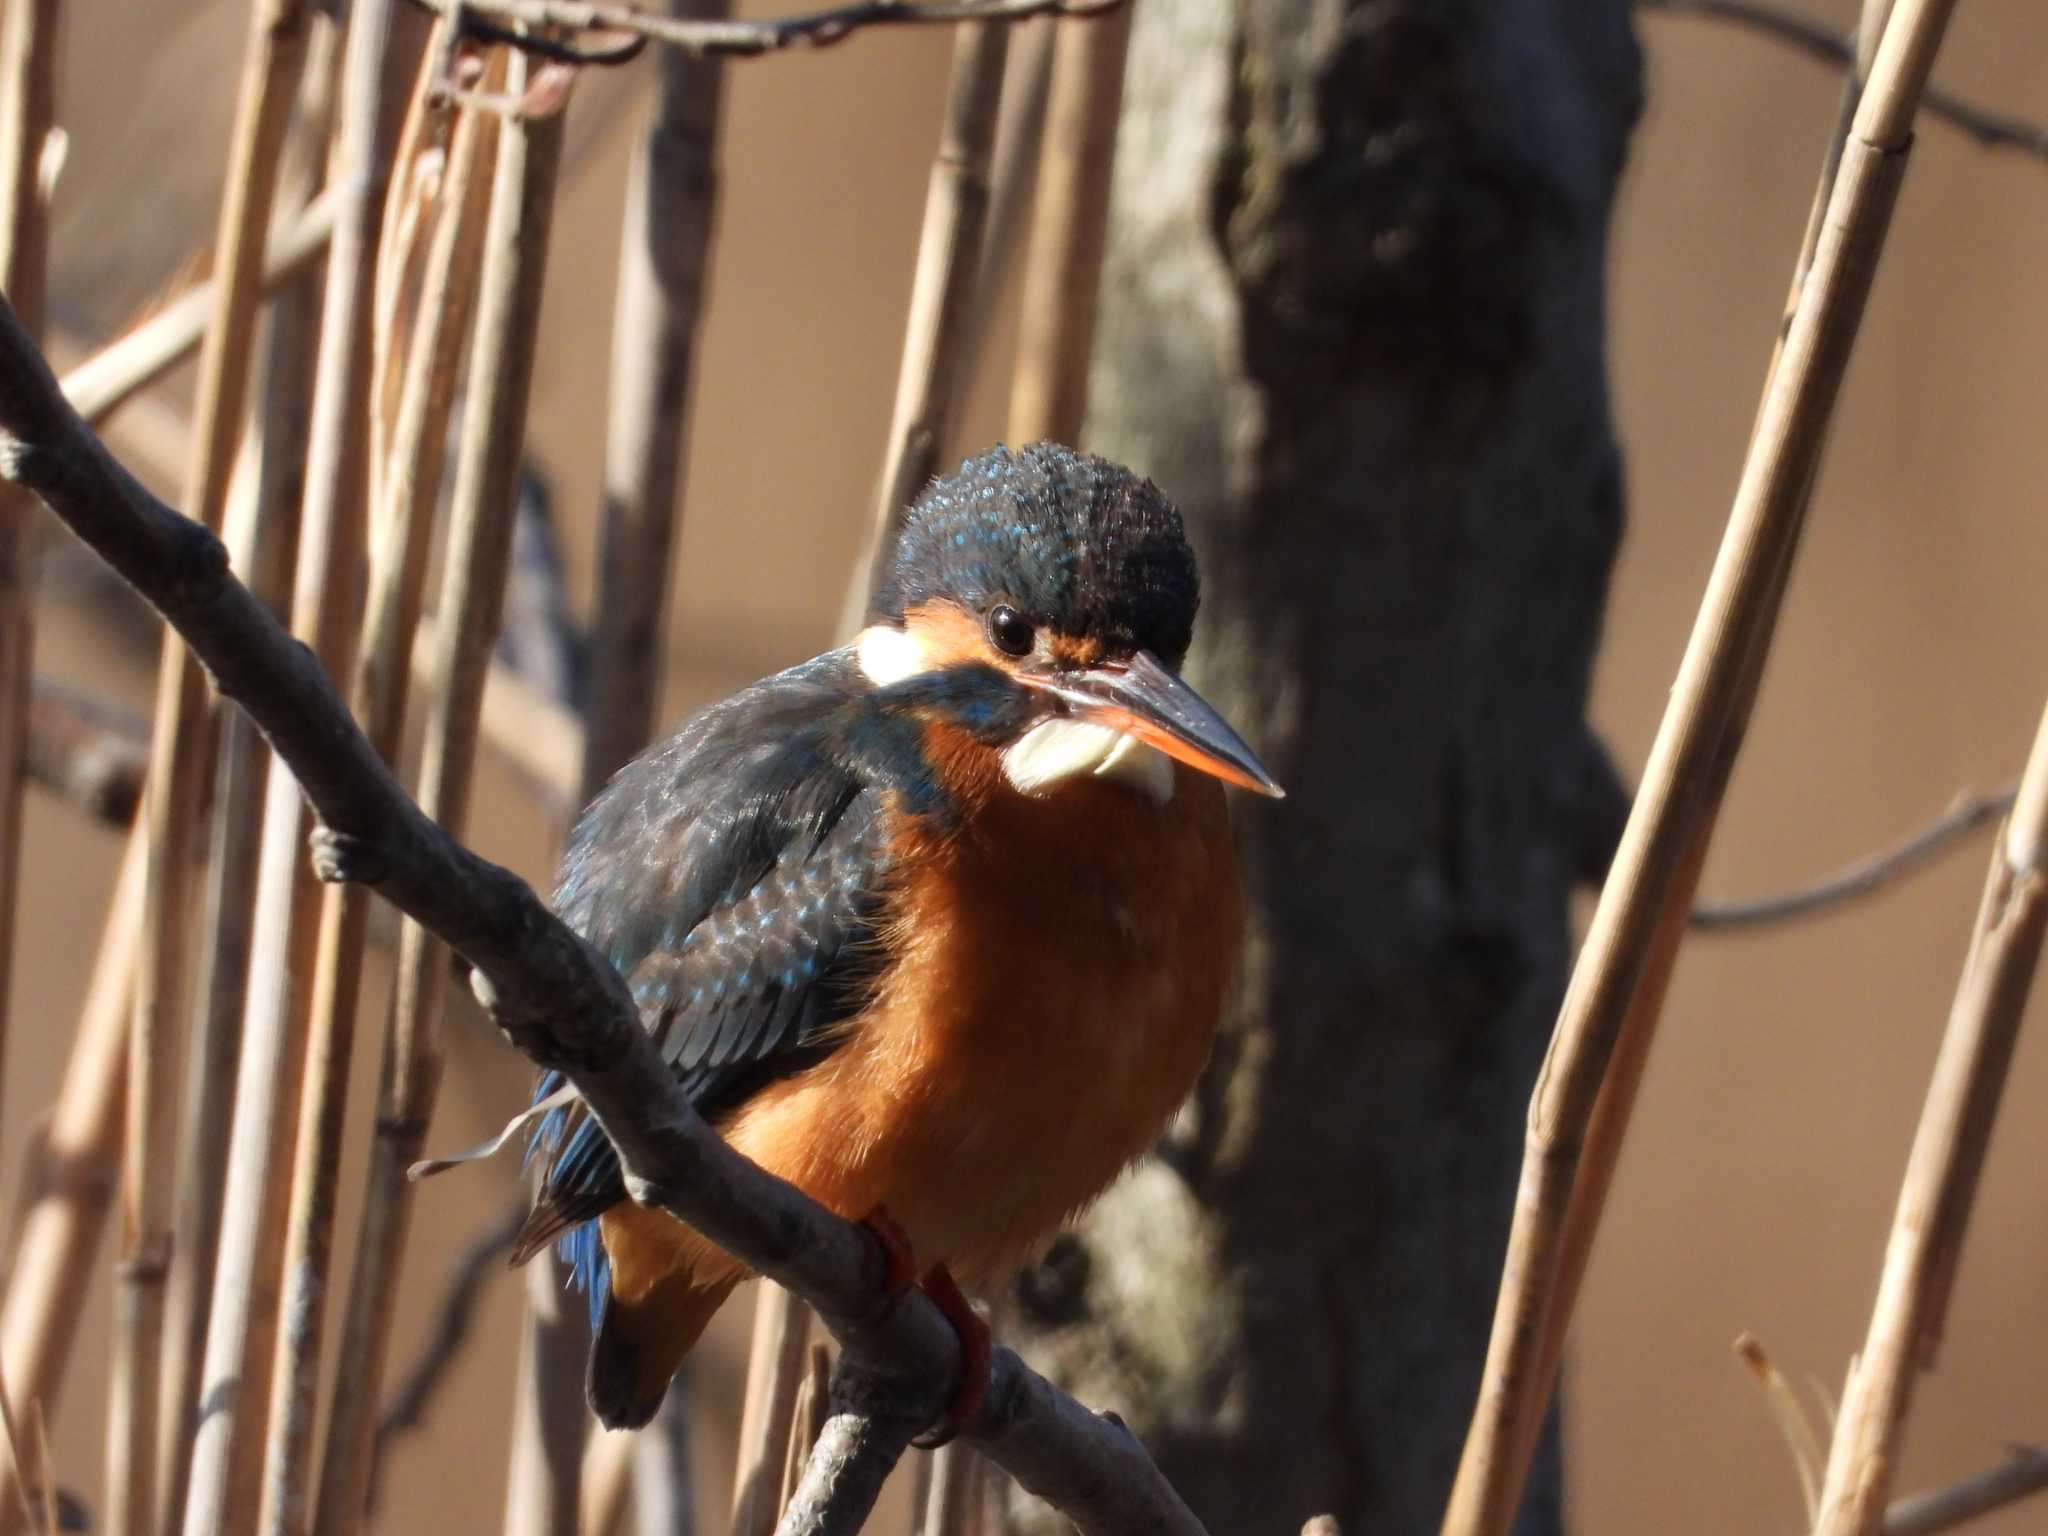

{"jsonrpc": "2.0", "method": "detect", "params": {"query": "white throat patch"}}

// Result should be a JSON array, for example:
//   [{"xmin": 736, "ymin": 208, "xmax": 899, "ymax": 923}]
[{"xmin": 1001, "ymin": 718, "xmax": 1175, "ymax": 805}]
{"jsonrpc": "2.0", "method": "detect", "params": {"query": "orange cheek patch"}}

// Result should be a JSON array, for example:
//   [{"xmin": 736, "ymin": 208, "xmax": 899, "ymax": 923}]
[{"xmin": 901, "ymin": 600, "xmax": 994, "ymax": 669}]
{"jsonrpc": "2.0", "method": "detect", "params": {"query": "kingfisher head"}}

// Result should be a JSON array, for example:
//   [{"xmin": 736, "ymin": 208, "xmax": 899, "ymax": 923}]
[{"xmin": 856, "ymin": 443, "xmax": 1282, "ymax": 803}]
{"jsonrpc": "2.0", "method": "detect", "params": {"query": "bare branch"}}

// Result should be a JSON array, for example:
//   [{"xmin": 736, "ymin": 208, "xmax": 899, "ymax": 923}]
[
  {"xmin": 0, "ymin": 288, "xmax": 1207, "ymax": 1536},
  {"xmin": 1885, "ymin": 1445, "xmax": 2048, "ymax": 1536},
  {"xmin": 1639, "ymin": 0, "xmax": 2048, "ymax": 164},
  {"xmin": 773, "ymin": 1374, "xmax": 918, "ymax": 1536},
  {"xmin": 1692, "ymin": 784, "xmax": 2016, "ymax": 931},
  {"xmin": 405, "ymin": 0, "xmax": 1119, "ymax": 59}
]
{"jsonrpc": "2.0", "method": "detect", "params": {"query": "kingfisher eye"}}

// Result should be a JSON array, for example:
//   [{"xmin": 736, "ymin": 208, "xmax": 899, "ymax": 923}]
[{"xmin": 986, "ymin": 604, "xmax": 1035, "ymax": 657}]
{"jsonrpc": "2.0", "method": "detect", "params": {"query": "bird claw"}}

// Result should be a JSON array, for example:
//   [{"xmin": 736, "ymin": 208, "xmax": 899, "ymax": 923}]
[
  {"xmin": 910, "ymin": 1262, "xmax": 990, "ymax": 1449},
  {"xmin": 852, "ymin": 1213, "xmax": 989, "ymax": 1446}
]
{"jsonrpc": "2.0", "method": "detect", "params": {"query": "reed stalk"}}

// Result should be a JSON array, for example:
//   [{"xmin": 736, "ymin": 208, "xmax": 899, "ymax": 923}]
[
  {"xmin": 180, "ymin": 6, "xmax": 421, "ymax": 1533},
  {"xmin": 730, "ymin": 1286, "xmax": 814, "ymax": 1536},
  {"xmin": 105, "ymin": 6, "xmax": 319, "ymax": 1533},
  {"xmin": 1004, "ymin": 0, "xmax": 1129, "ymax": 446},
  {"xmin": 262, "ymin": 45, "xmax": 491, "ymax": 1536},
  {"xmin": 0, "ymin": 0, "xmax": 59, "ymax": 1204},
  {"xmin": 0, "ymin": 832, "xmax": 140, "ymax": 1532},
  {"xmin": 1808, "ymin": 699, "xmax": 2048, "ymax": 1535},
  {"xmin": 1438, "ymin": 3, "xmax": 1961, "ymax": 1531},
  {"xmin": 850, "ymin": 17, "xmax": 1006, "ymax": 611}
]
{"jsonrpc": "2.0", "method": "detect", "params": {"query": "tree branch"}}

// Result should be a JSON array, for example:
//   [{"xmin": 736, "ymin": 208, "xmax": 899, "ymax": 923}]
[
  {"xmin": 1638, "ymin": 0, "xmax": 2048, "ymax": 164},
  {"xmin": 1692, "ymin": 783, "xmax": 2017, "ymax": 931},
  {"xmin": 24, "ymin": 679, "xmax": 147, "ymax": 825},
  {"xmin": 0, "ymin": 296, "xmax": 1204, "ymax": 1536},
  {"xmin": 406, "ymin": 0, "xmax": 1120, "ymax": 60},
  {"xmin": 1885, "ymin": 1445, "xmax": 2048, "ymax": 1536}
]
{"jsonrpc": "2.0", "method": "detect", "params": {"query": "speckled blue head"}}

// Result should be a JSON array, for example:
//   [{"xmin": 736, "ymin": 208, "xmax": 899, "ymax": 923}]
[{"xmin": 869, "ymin": 442, "xmax": 1200, "ymax": 669}]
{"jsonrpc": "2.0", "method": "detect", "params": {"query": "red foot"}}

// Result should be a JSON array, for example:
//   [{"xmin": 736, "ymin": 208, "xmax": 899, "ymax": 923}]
[{"xmin": 911, "ymin": 1262, "xmax": 991, "ymax": 1449}]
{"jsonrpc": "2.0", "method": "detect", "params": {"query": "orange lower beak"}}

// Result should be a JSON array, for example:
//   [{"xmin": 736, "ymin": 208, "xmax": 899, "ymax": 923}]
[{"xmin": 1020, "ymin": 650, "xmax": 1285, "ymax": 798}]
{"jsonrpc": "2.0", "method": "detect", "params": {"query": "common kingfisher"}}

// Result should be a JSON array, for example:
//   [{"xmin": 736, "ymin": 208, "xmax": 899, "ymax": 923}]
[{"xmin": 517, "ymin": 442, "xmax": 1283, "ymax": 1433}]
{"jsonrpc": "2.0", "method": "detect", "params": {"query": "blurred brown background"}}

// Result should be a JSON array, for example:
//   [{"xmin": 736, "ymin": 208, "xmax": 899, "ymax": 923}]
[{"xmin": 12, "ymin": 1, "xmax": 2047, "ymax": 1530}]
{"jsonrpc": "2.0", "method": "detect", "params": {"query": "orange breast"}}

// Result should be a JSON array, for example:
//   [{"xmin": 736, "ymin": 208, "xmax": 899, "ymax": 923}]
[{"xmin": 720, "ymin": 758, "xmax": 1244, "ymax": 1280}]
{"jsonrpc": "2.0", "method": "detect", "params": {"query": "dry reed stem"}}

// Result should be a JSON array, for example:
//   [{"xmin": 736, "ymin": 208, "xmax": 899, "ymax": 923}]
[
  {"xmin": 0, "ymin": 299, "xmax": 1214, "ymax": 1536},
  {"xmin": 56, "ymin": 194, "xmax": 336, "ymax": 429},
  {"xmin": 631, "ymin": 1388, "xmax": 694, "ymax": 1536},
  {"xmin": 911, "ymin": 1439, "xmax": 982, "ymax": 1536},
  {"xmin": 309, "ymin": 86, "xmax": 499, "ymax": 1536},
  {"xmin": 0, "ymin": 831, "xmax": 140, "ymax": 1532},
  {"xmin": 576, "ymin": 1429, "xmax": 634, "ymax": 1536},
  {"xmin": 410, "ymin": 610, "xmax": 583, "ymax": 815},
  {"xmin": 777, "ymin": 1345, "xmax": 834, "ymax": 1520},
  {"xmin": 1439, "ymin": 3, "xmax": 1959, "ymax": 1531},
  {"xmin": 107, "ymin": 8, "xmax": 320, "ymax": 1534},
  {"xmin": 183, "ymin": 8, "xmax": 421, "ymax": 1534},
  {"xmin": 848, "ymin": 17, "xmax": 1007, "ymax": 619},
  {"xmin": 505, "ymin": 1254, "xmax": 587, "ymax": 1536},
  {"xmin": 0, "ymin": 1350, "xmax": 35, "ymax": 1532},
  {"xmin": 1884, "ymin": 1447, "xmax": 2048, "ymax": 1536},
  {"xmin": 23, "ymin": 1403, "xmax": 50, "ymax": 1536},
  {"xmin": 1509, "ymin": 17, "xmax": 1879, "ymax": 1485},
  {"xmin": 732, "ymin": 1286, "xmax": 816, "ymax": 1536},
  {"xmin": 0, "ymin": 0, "xmax": 59, "ymax": 1222},
  {"xmin": 1004, "ymin": 0, "xmax": 1130, "ymax": 446},
  {"xmin": 584, "ymin": 0, "xmax": 726, "ymax": 792},
  {"xmin": 161, "ymin": 27, "xmax": 339, "ymax": 1522},
  {"xmin": 1809, "ymin": 700, "xmax": 2048, "ymax": 1535},
  {"xmin": 266, "ymin": 50, "xmax": 491, "ymax": 1536}
]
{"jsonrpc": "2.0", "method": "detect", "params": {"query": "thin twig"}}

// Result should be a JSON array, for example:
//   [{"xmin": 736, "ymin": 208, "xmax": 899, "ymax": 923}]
[
  {"xmin": 1884, "ymin": 1446, "xmax": 2048, "ymax": 1536},
  {"xmin": 23, "ymin": 678, "xmax": 148, "ymax": 824},
  {"xmin": 0, "ymin": 0, "xmax": 61, "ymax": 1244},
  {"xmin": 0, "ymin": 1348, "xmax": 36, "ymax": 1532},
  {"xmin": 1638, "ymin": 0, "xmax": 2048, "ymax": 163},
  {"xmin": 406, "ymin": 0, "xmax": 1119, "ymax": 59},
  {"xmin": 848, "ymin": 18, "xmax": 1007, "ymax": 622},
  {"xmin": 731, "ymin": 1287, "xmax": 816, "ymax": 1536},
  {"xmin": 0, "ymin": 280, "xmax": 1212, "ymax": 1536},
  {"xmin": 1004, "ymin": 0, "xmax": 1130, "ymax": 445},
  {"xmin": 1809, "ymin": 703, "xmax": 2048, "ymax": 1536},
  {"xmin": 1692, "ymin": 784, "xmax": 2016, "ymax": 930},
  {"xmin": 1439, "ymin": 4, "xmax": 1963, "ymax": 1532},
  {"xmin": 368, "ymin": 1205, "xmax": 522, "ymax": 1495}
]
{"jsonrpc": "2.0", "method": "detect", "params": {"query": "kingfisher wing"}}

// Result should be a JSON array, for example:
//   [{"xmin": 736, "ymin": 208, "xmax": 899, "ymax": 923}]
[{"xmin": 517, "ymin": 650, "xmax": 894, "ymax": 1267}]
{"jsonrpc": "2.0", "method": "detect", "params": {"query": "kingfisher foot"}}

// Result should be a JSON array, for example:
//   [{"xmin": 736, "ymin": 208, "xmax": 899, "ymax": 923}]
[
  {"xmin": 911, "ymin": 1263, "xmax": 990, "ymax": 1449},
  {"xmin": 857, "ymin": 1206, "xmax": 919, "ymax": 1308}
]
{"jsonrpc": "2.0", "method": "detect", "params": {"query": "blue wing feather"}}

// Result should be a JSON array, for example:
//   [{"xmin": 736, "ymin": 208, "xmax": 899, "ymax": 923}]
[{"xmin": 515, "ymin": 650, "xmax": 900, "ymax": 1285}]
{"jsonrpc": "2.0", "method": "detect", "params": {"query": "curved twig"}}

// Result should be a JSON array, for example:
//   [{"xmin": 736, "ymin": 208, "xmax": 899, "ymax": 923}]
[
  {"xmin": 1639, "ymin": 0, "xmax": 2048, "ymax": 164},
  {"xmin": 0, "ymin": 293, "xmax": 1204, "ymax": 1536},
  {"xmin": 1692, "ymin": 784, "xmax": 2017, "ymax": 931}
]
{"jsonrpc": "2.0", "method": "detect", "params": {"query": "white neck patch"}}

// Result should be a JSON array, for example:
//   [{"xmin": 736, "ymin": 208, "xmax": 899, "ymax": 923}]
[
  {"xmin": 855, "ymin": 623, "xmax": 933, "ymax": 686},
  {"xmin": 1002, "ymin": 718, "xmax": 1176, "ymax": 805}
]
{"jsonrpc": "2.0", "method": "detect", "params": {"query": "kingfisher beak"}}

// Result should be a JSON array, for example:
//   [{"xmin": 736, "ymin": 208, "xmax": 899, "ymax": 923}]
[{"xmin": 1021, "ymin": 650, "xmax": 1285, "ymax": 798}]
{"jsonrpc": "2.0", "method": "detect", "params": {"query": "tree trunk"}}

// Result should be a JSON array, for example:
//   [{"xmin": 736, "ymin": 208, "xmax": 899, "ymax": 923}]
[{"xmin": 1004, "ymin": 1, "xmax": 1641, "ymax": 1531}]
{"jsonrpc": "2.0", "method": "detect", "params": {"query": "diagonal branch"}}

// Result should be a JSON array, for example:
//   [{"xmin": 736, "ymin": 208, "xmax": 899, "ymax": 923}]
[{"xmin": 0, "ymin": 294, "xmax": 1204, "ymax": 1536}]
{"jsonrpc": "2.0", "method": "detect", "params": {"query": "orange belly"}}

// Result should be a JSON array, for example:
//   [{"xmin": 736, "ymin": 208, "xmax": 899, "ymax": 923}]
[{"xmin": 609, "ymin": 761, "xmax": 1243, "ymax": 1297}]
